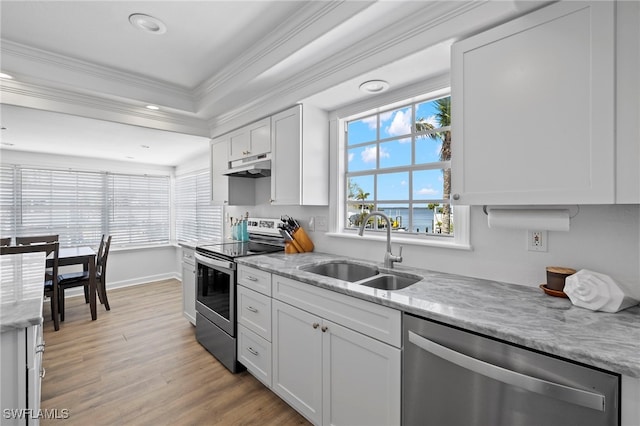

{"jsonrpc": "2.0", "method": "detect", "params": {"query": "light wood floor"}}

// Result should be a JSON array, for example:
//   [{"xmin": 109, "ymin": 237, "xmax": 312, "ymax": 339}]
[{"xmin": 40, "ymin": 279, "xmax": 310, "ymax": 426}]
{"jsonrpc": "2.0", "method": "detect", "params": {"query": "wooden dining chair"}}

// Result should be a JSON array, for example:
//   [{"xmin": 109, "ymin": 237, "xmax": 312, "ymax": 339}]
[
  {"xmin": 1, "ymin": 242, "xmax": 61, "ymax": 331},
  {"xmin": 16, "ymin": 234, "xmax": 59, "ymax": 245},
  {"xmin": 58, "ymin": 235, "xmax": 112, "ymax": 321},
  {"xmin": 0, "ymin": 237, "xmax": 11, "ymax": 246}
]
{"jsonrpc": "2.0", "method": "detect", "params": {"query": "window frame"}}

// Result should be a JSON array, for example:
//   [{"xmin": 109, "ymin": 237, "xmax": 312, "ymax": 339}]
[{"xmin": 329, "ymin": 84, "xmax": 471, "ymax": 251}]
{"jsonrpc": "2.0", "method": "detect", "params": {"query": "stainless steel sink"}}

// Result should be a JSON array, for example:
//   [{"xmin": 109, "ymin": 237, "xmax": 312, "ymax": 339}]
[
  {"xmin": 301, "ymin": 260, "xmax": 421, "ymax": 290},
  {"xmin": 301, "ymin": 261, "xmax": 379, "ymax": 282},
  {"xmin": 357, "ymin": 273, "xmax": 421, "ymax": 291}
]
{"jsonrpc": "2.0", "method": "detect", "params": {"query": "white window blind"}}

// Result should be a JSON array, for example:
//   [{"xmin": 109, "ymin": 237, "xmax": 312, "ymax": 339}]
[
  {"xmin": 176, "ymin": 169, "xmax": 222, "ymax": 242},
  {"xmin": 107, "ymin": 173, "xmax": 170, "ymax": 246},
  {"xmin": 0, "ymin": 165, "xmax": 16, "ymax": 239},
  {"xmin": 0, "ymin": 164, "xmax": 172, "ymax": 248},
  {"xmin": 20, "ymin": 168, "xmax": 104, "ymax": 247}
]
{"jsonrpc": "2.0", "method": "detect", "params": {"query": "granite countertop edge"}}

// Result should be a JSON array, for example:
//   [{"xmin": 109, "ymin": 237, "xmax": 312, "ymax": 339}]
[{"xmin": 237, "ymin": 252, "xmax": 640, "ymax": 379}]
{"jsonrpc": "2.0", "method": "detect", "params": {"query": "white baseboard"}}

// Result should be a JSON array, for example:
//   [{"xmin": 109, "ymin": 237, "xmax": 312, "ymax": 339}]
[{"xmin": 61, "ymin": 272, "xmax": 181, "ymax": 298}]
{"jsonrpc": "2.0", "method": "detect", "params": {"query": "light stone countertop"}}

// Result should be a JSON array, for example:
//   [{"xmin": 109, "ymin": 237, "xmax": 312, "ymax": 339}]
[
  {"xmin": 0, "ymin": 252, "xmax": 46, "ymax": 332},
  {"xmin": 237, "ymin": 251, "xmax": 640, "ymax": 379}
]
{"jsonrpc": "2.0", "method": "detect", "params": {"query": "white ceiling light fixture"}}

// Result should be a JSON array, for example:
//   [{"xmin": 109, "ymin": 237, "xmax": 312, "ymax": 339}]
[
  {"xmin": 145, "ymin": 105, "xmax": 160, "ymax": 110},
  {"xmin": 359, "ymin": 80, "xmax": 390, "ymax": 94},
  {"xmin": 0, "ymin": 73, "xmax": 13, "ymax": 79},
  {"xmin": 129, "ymin": 13, "xmax": 167, "ymax": 35}
]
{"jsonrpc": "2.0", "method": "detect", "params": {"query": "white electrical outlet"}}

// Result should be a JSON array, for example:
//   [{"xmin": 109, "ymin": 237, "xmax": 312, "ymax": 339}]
[
  {"xmin": 308, "ymin": 216, "xmax": 315, "ymax": 232},
  {"xmin": 315, "ymin": 216, "xmax": 328, "ymax": 232},
  {"xmin": 527, "ymin": 230, "xmax": 547, "ymax": 252}
]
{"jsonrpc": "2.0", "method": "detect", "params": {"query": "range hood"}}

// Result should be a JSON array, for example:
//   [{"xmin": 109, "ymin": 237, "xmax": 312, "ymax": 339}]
[{"xmin": 223, "ymin": 159, "xmax": 271, "ymax": 178}]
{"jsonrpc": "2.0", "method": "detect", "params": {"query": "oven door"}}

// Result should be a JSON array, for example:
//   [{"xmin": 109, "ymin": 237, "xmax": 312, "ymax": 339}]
[{"xmin": 195, "ymin": 253, "xmax": 236, "ymax": 336}]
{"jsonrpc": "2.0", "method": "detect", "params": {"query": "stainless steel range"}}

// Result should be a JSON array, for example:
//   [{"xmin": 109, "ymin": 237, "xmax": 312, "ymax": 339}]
[{"xmin": 195, "ymin": 218, "xmax": 283, "ymax": 372}]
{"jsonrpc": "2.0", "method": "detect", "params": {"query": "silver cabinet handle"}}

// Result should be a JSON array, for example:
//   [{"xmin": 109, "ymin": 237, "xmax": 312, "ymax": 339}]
[
  {"xmin": 321, "ymin": 326, "xmax": 328, "ymax": 332},
  {"xmin": 312, "ymin": 323, "xmax": 319, "ymax": 329},
  {"xmin": 247, "ymin": 347, "xmax": 259, "ymax": 356},
  {"xmin": 408, "ymin": 331, "xmax": 605, "ymax": 412},
  {"xmin": 246, "ymin": 306, "xmax": 258, "ymax": 313},
  {"xmin": 246, "ymin": 276, "xmax": 258, "ymax": 282}
]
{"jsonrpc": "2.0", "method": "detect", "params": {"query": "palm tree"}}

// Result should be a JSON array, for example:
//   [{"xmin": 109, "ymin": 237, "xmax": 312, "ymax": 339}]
[{"xmin": 416, "ymin": 97, "xmax": 452, "ymax": 234}]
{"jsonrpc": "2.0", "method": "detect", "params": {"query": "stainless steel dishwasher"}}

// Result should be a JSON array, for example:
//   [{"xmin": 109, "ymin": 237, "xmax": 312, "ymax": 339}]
[{"xmin": 403, "ymin": 313, "xmax": 619, "ymax": 426}]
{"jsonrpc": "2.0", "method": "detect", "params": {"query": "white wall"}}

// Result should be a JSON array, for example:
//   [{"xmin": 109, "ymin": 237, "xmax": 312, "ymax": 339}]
[{"xmin": 228, "ymin": 200, "xmax": 640, "ymax": 296}]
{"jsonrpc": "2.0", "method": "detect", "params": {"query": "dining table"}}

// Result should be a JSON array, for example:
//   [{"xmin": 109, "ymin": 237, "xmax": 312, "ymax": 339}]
[{"xmin": 47, "ymin": 246, "xmax": 97, "ymax": 321}]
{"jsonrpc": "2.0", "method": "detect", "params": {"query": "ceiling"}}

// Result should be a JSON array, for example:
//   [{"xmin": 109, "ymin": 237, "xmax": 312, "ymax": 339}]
[{"xmin": 0, "ymin": 1, "xmax": 546, "ymax": 166}]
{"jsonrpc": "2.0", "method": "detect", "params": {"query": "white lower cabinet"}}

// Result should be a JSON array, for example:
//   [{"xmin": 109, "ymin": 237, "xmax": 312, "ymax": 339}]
[
  {"xmin": 271, "ymin": 277, "xmax": 401, "ymax": 426},
  {"xmin": 181, "ymin": 248, "xmax": 196, "ymax": 326},
  {"xmin": 1, "ymin": 323, "xmax": 44, "ymax": 426}
]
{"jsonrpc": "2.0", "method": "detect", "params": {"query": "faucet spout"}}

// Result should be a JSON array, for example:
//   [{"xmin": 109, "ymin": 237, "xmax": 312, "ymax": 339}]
[{"xmin": 358, "ymin": 211, "xmax": 403, "ymax": 268}]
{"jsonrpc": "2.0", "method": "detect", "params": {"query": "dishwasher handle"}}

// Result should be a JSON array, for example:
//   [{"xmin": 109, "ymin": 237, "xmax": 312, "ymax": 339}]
[{"xmin": 408, "ymin": 330, "xmax": 605, "ymax": 412}]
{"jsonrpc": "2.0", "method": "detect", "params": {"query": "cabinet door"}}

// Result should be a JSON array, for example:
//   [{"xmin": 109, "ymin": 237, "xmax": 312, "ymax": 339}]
[
  {"xmin": 451, "ymin": 1, "xmax": 615, "ymax": 205},
  {"xmin": 181, "ymin": 257, "xmax": 196, "ymax": 326},
  {"xmin": 272, "ymin": 299, "xmax": 322, "ymax": 425},
  {"xmin": 228, "ymin": 117, "xmax": 271, "ymax": 162},
  {"xmin": 271, "ymin": 105, "xmax": 302, "ymax": 205},
  {"xmin": 228, "ymin": 127, "xmax": 250, "ymax": 163},
  {"xmin": 322, "ymin": 320, "xmax": 401, "ymax": 426},
  {"xmin": 247, "ymin": 117, "xmax": 271, "ymax": 158}
]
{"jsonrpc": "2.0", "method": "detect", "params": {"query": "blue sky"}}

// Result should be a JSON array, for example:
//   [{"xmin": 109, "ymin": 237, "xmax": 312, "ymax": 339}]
[{"xmin": 347, "ymin": 98, "xmax": 447, "ymax": 204}]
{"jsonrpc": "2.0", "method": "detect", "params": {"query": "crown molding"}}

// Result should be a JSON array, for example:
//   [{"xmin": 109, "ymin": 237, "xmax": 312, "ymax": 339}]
[
  {"xmin": 207, "ymin": 1, "xmax": 483, "ymax": 131},
  {"xmin": 193, "ymin": 1, "xmax": 373, "ymax": 105},
  {"xmin": 1, "ymin": 39, "xmax": 196, "ymax": 112},
  {"xmin": 1, "ymin": 78, "xmax": 209, "ymax": 136}
]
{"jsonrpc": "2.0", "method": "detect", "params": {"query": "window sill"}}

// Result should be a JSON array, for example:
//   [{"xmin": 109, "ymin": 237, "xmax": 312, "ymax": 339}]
[{"xmin": 325, "ymin": 231, "xmax": 472, "ymax": 251}]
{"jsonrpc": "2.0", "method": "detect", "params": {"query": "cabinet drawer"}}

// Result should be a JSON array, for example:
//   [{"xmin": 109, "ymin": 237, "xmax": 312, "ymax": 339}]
[
  {"xmin": 273, "ymin": 275, "xmax": 401, "ymax": 348},
  {"xmin": 237, "ymin": 285, "xmax": 271, "ymax": 340},
  {"xmin": 237, "ymin": 265, "xmax": 272, "ymax": 296},
  {"xmin": 182, "ymin": 248, "xmax": 195, "ymax": 265},
  {"xmin": 238, "ymin": 324, "xmax": 272, "ymax": 388}
]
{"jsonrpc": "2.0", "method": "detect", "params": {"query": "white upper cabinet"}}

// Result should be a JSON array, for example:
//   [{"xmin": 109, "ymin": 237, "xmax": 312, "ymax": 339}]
[
  {"xmin": 210, "ymin": 136, "xmax": 256, "ymax": 205},
  {"xmin": 270, "ymin": 104, "xmax": 329, "ymax": 206},
  {"xmin": 451, "ymin": 1, "xmax": 616, "ymax": 205},
  {"xmin": 615, "ymin": 0, "xmax": 640, "ymax": 204},
  {"xmin": 228, "ymin": 117, "xmax": 271, "ymax": 163}
]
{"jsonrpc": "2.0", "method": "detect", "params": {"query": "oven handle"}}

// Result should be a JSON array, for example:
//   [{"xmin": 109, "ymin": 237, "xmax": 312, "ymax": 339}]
[
  {"xmin": 195, "ymin": 253, "xmax": 235, "ymax": 271},
  {"xmin": 408, "ymin": 331, "xmax": 606, "ymax": 412}
]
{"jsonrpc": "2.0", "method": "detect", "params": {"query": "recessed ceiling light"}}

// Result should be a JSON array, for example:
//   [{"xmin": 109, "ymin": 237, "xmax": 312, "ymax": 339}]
[
  {"xmin": 0, "ymin": 73, "xmax": 13, "ymax": 79},
  {"xmin": 140, "ymin": 145, "xmax": 150, "ymax": 149},
  {"xmin": 129, "ymin": 14, "xmax": 167, "ymax": 35},
  {"xmin": 2, "ymin": 142, "xmax": 15, "ymax": 146},
  {"xmin": 359, "ymin": 80, "xmax": 390, "ymax": 94},
  {"xmin": 145, "ymin": 105, "xmax": 160, "ymax": 110}
]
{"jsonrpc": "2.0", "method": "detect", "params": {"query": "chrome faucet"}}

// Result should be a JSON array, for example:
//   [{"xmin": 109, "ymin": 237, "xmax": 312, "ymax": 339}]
[{"xmin": 358, "ymin": 211, "xmax": 403, "ymax": 268}]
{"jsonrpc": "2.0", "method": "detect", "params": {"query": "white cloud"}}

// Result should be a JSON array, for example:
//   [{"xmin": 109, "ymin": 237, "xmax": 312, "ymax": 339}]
[
  {"xmin": 416, "ymin": 187, "xmax": 439, "ymax": 195},
  {"xmin": 348, "ymin": 152, "xmax": 354, "ymax": 162},
  {"xmin": 362, "ymin": 116, "xmax": 377, "ymax": 130},
  {"xmin": 386, "ymin": 110, "xmax": 411, "ymax": 136},
  {"xmin": 360, "ymin": 146, "xmax": 389, "ymax": 163},
  {"xmin": 400, "ymin": 180, "xmax": 407, "ymax": 186},
  {"xmin": 361, "ymin": 146, "xmax": 377, "ymax": 163}
]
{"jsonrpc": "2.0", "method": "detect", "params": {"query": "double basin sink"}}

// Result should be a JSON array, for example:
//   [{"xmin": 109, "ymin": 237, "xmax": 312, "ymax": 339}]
[{"xmin": 300, "ymin": 260, "xmax": 421, "ymax": 291}]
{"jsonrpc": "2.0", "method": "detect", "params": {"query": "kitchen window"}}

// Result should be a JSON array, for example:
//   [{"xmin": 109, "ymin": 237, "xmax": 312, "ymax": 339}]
[
  {"xmin": 0, "ymin": 164, "xmax": 170, "ymax": 247},
  {"xmin": 338, "ymin": 89, "xmax": 470, "ymax": 249},
  {"xmin": 175, "ymin": 169, "xmax": 223, "ymax": 242}
]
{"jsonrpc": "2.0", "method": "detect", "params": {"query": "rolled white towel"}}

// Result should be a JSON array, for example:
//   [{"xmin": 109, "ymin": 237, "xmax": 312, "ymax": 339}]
[{"xmin": 564, "ymin": 269, "xmax": 639, "ymax": 313}]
